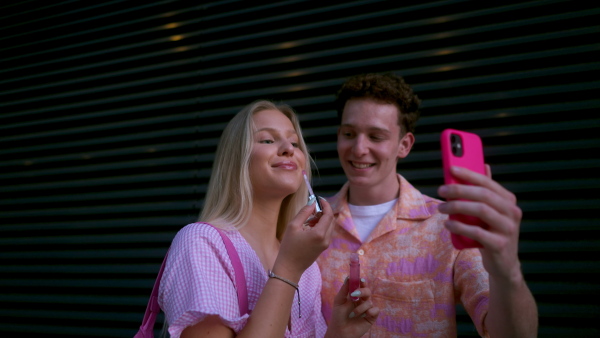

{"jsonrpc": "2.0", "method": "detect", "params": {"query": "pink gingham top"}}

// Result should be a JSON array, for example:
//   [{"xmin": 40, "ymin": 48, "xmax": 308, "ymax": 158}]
[{"xmin": 158, "ymin": 222, "xmax": 327, "ymax": 338}]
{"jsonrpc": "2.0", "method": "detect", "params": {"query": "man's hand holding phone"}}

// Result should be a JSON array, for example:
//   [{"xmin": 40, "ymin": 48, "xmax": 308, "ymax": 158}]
[{"xmin": 438, "ymin": 157, "xmax": 523, "ymax": 282}]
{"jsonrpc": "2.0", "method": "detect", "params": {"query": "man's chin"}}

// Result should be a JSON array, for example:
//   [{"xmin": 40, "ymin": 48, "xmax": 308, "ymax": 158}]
[{"xmin": 346, "ymin": 175, "xmax": 373, "ymax": 187}]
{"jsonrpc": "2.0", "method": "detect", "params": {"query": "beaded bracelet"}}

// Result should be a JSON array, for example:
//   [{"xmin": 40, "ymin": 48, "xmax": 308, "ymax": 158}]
[{"xmin": 268, "ymin": 270, "xmax": 301, "ymax": 318}]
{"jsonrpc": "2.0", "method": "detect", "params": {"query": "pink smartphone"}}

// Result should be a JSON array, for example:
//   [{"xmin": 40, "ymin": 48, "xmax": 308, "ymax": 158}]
[{"xmin": 440, "ymin": 129, "xmax": 488, "ymax": 249}]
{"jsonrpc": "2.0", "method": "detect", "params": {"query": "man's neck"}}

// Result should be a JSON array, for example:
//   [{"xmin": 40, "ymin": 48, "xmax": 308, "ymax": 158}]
[{"xmin": 347, "ymin": 176, "xmax": 400, "ymax": 206}]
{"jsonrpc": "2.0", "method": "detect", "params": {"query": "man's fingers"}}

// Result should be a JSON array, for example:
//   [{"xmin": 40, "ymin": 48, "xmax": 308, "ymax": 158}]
[
  {"xmin": 448, "ymin": 166, "xmax": 516, "ymax": 203},
  {"xmin": 438, "ymin": 183, "xmax": 521, "ymax": 223},
  {"xmin": 444, "ymin": 219, "xmax": 502, "ymax": 249}
]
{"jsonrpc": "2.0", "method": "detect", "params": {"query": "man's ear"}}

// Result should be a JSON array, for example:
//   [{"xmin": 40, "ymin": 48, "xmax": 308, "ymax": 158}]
[{"xmin": 397, "ymin": 132, "xmax": 415, "ymax": 159}]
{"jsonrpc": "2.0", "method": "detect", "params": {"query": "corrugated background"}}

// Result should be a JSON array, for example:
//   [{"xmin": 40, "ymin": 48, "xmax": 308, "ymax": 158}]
[{"xmin": 1, "ymin": 0, "xmax": 599, "ymax": 336}]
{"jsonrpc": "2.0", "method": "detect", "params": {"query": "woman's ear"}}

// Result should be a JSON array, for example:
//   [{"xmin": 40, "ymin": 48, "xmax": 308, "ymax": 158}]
[{"xmin": 397, "ymin": 132, "xmax": 415, "ymax": 159}]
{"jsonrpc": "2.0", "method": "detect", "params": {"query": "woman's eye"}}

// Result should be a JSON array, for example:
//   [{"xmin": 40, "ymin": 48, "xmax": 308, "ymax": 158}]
[
  {"xmin": 259, "ymin": 139, "xmax": 274, "ymax": 144},
  {"xmin": 291, "ymin": 142, "xmax": 299, "ymax": 148}
]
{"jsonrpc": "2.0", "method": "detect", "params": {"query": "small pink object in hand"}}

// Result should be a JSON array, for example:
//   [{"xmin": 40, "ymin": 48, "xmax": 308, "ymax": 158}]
[{"xmin": 349, "ymin": 253, "xmax": 360, "ymax": 301}]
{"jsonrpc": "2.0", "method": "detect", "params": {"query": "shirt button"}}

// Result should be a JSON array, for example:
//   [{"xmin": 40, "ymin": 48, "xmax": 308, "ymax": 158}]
[{"xmin": 357, "ymin": 249, "xmax": 365, "ymax": 255}]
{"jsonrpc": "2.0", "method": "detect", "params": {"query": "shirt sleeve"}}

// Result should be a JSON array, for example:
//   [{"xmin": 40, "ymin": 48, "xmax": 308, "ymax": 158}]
[
  {"xmin": 158, "ymin": 223, "xmax": 249, "ymax": 338},
  {"xmin": 454, "ymin": 248, "xmax": 490, "ymax": 337}
]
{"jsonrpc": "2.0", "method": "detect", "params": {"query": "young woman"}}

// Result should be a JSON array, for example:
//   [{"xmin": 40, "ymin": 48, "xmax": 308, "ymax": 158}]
[{"xmin": 159, "ymin": 100, "xmax": 379, "ymax": 337}]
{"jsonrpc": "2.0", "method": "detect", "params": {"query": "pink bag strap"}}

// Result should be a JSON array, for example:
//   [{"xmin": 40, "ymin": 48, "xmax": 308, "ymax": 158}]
[
  {"xmin": 134, "ymin": 224, "xmax": 248, "ymax": 337},
  {"xmin": 214, "ymin": 225, "xmax": 249, "ymax": 315},
  {"xmin": 134, "ymin": 250, "xmax": 169, "ymax": 338}
]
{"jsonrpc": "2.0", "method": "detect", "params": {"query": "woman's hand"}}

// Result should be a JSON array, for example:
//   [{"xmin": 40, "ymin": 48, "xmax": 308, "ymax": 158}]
[
  {"xmin": 273, "ymin": 198, "xmax": 335, "ymax": 282},
  {"xmin": 325, "ymin": 277, "xmax": 380, "ymax": 338}
]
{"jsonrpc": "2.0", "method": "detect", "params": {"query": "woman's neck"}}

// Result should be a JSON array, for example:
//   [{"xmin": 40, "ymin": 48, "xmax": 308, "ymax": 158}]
[
  {"xmin": 239, "ymin": 197, "xmax": 283, "ymax": 271},
  {"xmin": 246, "ymin": 198, "xmax": 282, "ymax": 238}
]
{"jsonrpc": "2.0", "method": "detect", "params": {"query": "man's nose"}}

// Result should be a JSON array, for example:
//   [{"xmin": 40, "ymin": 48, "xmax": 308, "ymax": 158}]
[{"xmin": 352, "ymin": 135, "xmax": 368, "ymax": 157}]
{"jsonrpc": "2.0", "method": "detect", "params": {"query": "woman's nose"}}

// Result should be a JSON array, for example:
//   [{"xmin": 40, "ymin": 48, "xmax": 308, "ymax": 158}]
[{"xmin": 279, "ymin": 140, "xmax": 295, "ymax": 156}]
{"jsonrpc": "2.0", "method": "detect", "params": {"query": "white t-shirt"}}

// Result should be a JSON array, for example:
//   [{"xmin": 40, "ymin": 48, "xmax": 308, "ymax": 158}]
[{"xmin": 348, "ymin": 198, "xmax": 398, "ymax": 242}]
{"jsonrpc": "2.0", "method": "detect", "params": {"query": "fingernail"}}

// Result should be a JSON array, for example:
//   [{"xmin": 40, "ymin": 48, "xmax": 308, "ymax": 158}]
[
  {"xmin": 307, "ymin": 196, "xmax": 316, "ymax": 206},
  {"xmin": 451, "ymin": 166, "xmax": 461, "ymax": 173},
  {"xmin": 350, "ymin": 290, "xmax": 361, "ymax": 297},
  {"xmin": 438, "ymin": 185, "xmax": 448, "ymax": 195},
  {"xmin": 344, "ymin": 276, "xmax": 349, "ymax": 283},
  {"xmin": 360, "ymin": 278, "xmax": 366, "ymax": 283},
  {"xmin": 348, "ymin": 312, "xmax": 355, "ymax": 319},
  {"xmin": 361, "ymin": 313, "xmax": 367, "ymax": 318}
]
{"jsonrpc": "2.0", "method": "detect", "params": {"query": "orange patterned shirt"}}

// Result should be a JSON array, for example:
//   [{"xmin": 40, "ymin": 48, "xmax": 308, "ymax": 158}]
[{"xmin": 317, "ymin": 175, "xmax": 490, "ymax": 337}]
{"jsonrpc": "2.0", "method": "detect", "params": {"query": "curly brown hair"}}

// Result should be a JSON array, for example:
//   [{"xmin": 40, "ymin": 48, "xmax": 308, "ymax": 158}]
[{"xmin": 335, "ymin": 72, "xmax": 421, "ymax": 134}]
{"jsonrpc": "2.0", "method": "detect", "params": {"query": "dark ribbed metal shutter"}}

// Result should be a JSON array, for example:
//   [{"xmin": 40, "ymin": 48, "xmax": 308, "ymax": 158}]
[{"xmin": 1, "ymin": 1, "xmax": 598, "ymax": 336}]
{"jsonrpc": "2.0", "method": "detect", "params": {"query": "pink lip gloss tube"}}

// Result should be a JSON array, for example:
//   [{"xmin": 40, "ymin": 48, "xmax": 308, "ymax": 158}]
[{"xmin": 349, "ymin": 252, "xmax": 360, "ymax": 301}]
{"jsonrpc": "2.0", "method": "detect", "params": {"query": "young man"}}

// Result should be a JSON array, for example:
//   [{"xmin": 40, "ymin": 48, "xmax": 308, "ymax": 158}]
[{"xmin": 317, "ymin": 73, "xmax": 538, "ymax": 337}]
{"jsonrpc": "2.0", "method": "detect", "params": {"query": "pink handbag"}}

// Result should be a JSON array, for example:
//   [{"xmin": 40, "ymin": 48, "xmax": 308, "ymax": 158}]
[{"xmin": 134, "ymin": 225, "xmax": 249, "ymax": 337}]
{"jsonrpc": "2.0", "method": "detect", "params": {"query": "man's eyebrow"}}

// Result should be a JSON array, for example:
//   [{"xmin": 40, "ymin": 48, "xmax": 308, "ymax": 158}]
[{"xmin": 340, "ymin": 124, "xmax": 391, "ymax": 133}]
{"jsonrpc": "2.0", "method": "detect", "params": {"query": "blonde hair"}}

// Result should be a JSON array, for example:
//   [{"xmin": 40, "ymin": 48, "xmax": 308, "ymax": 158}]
[{"xmin": 199, "ymin": 100, "xmax": 313, "ymax": 239}]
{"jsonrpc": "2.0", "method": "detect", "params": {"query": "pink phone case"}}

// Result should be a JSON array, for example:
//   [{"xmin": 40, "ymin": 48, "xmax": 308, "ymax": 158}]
[{"xmin": 440, "ymin": 129, "xmax": 487, "ymax": 249}]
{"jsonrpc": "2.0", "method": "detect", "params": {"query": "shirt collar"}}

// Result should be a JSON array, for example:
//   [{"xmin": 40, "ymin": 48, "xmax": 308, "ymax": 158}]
[{"xmin": 329, "ymin": 174, "xmax": 435, "ymax": 221}]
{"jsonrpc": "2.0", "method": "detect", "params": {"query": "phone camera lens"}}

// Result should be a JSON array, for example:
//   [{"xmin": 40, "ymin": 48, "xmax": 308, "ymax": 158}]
[{"xmin": 450, "ymin": 133, "xmax": 463, "ymax": 157}]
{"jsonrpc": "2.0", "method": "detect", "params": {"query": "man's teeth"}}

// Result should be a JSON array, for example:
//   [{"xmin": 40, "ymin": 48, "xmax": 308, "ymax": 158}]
[{"xmin": 352, "ymin": 162, "xmax": 373, "ymax": 169}]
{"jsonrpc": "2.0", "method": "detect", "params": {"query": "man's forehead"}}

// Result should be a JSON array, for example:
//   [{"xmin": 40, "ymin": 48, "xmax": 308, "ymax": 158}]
[{"xmin": 340, "ymin": 122, "xmax": 392, "ymax": 133}]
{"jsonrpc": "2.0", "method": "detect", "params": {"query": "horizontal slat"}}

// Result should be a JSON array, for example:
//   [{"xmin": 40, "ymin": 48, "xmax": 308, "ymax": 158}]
[
  {"xmin": 3, "ymin": 10, "xmax": 596, "ymax": 115},
  {"xmin": 0, "ymin": 264, "xmax": 162, "ymax": 274},
  {"xmin": 0, "ymin": 248, "xmax": 168, "ymax": 260},
  {"xmin": 0, "ymin": 202, "xmax": 195, "ymax": 219},
  {"xmin": 520, "ymin": 219, "xmax": 600, "ymax": 233},
  {"xmin": 0, "ymin": 2, "xmax": 190, "ymax": 55},
  {"xmin": 522, "ymin": 261, "xmax": 600, "ymax": 274},
  {"xmin": 5, "ymin": 3, "xmax": 588, "ymax": 102},
  {"xmin": 537, "ymin": 303, "xmax": 600, "ymax": 318},
  {"xmin": 0, "ymin": 323, "xmax": 136, "ymax": 337},
  {"xmin": 0, "ymin": 232, "xmax": 176, "ymax": 246},
  {"xmin": 520, "ymin": 241, "xmax": 600, "ymax": 253},
  {"xmin": 0, "ymin": 310, "xmax": 146, "ymax": 326},
  {"xmin": 0, "ymin": 171, "xmax": 199, "ymax": 193},
  {"xmin": 417, "ymin": 119, "xmax": 600, "ymax": 143},
  {"xmin": 423, "ymin": 81, "xmax": 600, "ymax": 108},
  {"xmin": 0, "ymin": 293, "xmax": 145, "ymax": 305},
  {"xmin": 0, "ymin": 279, "xmax": 152, "ymax": 289},
  {"xmin": 528, "ymin": 282, "xmax": 600, "ymax": 295},
  {"xmin": 0, "ymin": 156, "xmax": 205, "ymax": 181},
  {"xmin": 0, "ymin": 186, "xmax": 201, "ymax": 207},
  {"xmin": 0, "ymin": 216, "xmax": 193, "ymax": 232},
  {"xmin": 0, "ymin": 141, "xmax": 207, "ymax": 168},
  {"xmin": 0, "ymin": 1, "xmax": 166, "ymax": 37}
]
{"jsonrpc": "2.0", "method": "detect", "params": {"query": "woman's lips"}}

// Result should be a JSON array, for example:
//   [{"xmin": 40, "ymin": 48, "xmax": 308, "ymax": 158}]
[{"xmin": 272, "ymin": 161, "xmax": 298, "ymax": 170}]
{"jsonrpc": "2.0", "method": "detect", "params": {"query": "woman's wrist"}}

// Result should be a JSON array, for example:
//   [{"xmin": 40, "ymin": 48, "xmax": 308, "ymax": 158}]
[{"xmin": 270, "ymin": 261, "xmax": 303, "ymax": 284}]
